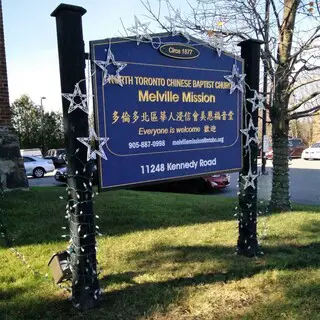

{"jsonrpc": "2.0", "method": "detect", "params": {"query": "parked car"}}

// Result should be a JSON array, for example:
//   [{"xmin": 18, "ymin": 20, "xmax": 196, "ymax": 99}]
[
  {"xmin": 201, "ymin": 174, "xmax": 231, "ymax": 190},
  {"xmin": 55, "ymin": 165, "xmax": 98, "ymax": 184},
  {"xmin": 20, "ymin": 148, "xmax": 42, "ymax": 157},
  {"xmin": 266, "ymin": 138, "xmax": 307, "ymax": 160},
  {"xmin": 44, "ymin": 149, "xmax": 66, "ymax": 167},
  {"xmin": 301, "ymin": 142, "xmax": 320, "ymax": 160},
  {"xmin": 135, "ymin": 174, "xmax": 231, "ymax": 194},
  {"xmin": 23, "ymin": 156, "xmax": 55, "ymax": 178},
  {"xmin": 55, "ymin": 166, "xmax": 230, "ymax": 194}
]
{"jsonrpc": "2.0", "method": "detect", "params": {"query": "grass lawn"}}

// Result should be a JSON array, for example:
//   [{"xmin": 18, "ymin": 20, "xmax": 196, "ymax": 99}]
[{"xmin": 0, "ymin": 187, "xmax": 319, "ymax": 320}]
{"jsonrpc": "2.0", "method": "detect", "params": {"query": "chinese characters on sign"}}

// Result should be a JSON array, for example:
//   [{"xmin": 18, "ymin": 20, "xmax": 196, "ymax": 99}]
[{"xmin": 112, "ymin": 109, "xmax": 234, "ymax": 124}]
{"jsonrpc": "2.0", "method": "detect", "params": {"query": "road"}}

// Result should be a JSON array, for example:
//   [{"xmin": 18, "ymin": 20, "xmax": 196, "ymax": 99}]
[
  {"xmin": 28, "ymin": 159, "xmax": 320, "ymax": 205},
  {"xmin": 223, "ymin": 159, "xmax": 320, "ymax": 205},
  {"xmin": 27, "ymin": 172, "xmax": 62, "ymax": 187}
]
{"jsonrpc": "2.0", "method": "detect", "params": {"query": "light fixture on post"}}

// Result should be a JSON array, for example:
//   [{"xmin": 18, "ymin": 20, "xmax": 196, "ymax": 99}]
[{"xmin": 48, "ymin": 250, "xmax": 72, "ymax": 284}]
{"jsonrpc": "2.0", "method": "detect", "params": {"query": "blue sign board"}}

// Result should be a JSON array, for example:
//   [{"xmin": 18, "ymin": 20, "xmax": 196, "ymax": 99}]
[{"xmin": 90, "ymin": 34, "xmax": 243, "ymax": 190}]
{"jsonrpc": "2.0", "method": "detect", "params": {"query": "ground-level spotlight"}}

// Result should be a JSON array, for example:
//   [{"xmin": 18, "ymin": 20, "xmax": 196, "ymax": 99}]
[{"xmin": 48, "ymin": 250, "xmax": 72, "ymax": 284}]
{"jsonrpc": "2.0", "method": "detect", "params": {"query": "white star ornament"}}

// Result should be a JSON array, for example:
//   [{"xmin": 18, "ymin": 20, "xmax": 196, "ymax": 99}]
[{"xmin": 76, "ymin": 128, "xmax": 109, "ymax": 161}]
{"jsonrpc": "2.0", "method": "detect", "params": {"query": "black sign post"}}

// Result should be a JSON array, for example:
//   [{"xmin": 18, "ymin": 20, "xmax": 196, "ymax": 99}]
[
  {"xmin": 237, "ymin": 39, "xmax": 263, "ymax": 257},
  {"xmin": 51, "ymin": 4, "xmax": 99, "ymax": 310}
]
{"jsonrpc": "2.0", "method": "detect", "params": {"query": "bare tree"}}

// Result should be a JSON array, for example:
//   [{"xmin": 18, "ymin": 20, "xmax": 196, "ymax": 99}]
[{"xmin": 140, "ymin": 0, "xmax": 320, "ymax": 212}]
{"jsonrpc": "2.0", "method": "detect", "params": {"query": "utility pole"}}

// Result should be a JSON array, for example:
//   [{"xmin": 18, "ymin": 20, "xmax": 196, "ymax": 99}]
[
  {"xmin": 40, "ymin": 96, "xmax": 46, "ymax": 154},
  {"xmin": 261, "ymin": 0, "xmax": 270, "ymax": 175}
]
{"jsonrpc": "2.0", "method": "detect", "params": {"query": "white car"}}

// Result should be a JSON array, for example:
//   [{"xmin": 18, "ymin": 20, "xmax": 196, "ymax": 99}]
[
  {"xmin": 301, "ymin": 142, "xmax": 320, "ymax": 160},
  {"xmin": 23, "ymin": 156, "xmax": 55, "ymax": 178}
]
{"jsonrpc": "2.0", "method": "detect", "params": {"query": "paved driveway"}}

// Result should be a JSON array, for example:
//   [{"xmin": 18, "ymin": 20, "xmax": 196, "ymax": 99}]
[
  {"xmin": 28, "ymin": 159, "xmax": 320, "ymax": 205},
  {"xmin": 222, "ymin": 159, "xmax": 320, "ymax": 205},
  {"xmin": 27, "ymin": 171, "xmax": 62, "ymax": 187}
]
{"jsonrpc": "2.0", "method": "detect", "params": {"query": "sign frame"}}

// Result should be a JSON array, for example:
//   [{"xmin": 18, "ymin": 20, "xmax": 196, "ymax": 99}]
[{"xmin": 90, "ymin": 32, "xmax": 244, "ymax": 191}]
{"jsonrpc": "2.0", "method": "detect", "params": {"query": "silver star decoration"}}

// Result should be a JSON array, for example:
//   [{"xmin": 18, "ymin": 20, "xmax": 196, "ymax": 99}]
[
  {"xmin": 62, "ymin": 83, "xmax": 90, "ymax": 114},
  {"xmin": 224, "ymin": 64, "xmax": 246, "ymax": 94},
  {"xmin": 213, "ymin": 34, "xmax": 224, "ymax": 57},
  {"xmin": 241, "ymin": 168, "xmax": 259, "ymax": 190},
  {"xmin": 247, "ymin": 90, "xmax": 266, "ymax": 112},
  {"xmin": 207, "ymin": 33, "xmax": 224, "ymax": 57},
  {"xmin": 127, "ymin": 15, "xmax": 162, "ymax": 49},
  {"xmin": 164, "ymin": 10, "xmax": 190, "ymax": 42},
  {"xmin": 76, "ymin": 128, "xmax": 109, "ymax": 161},
  {"xmin": 127, "ymin": 15, "xmax": 152, "ymax": 45},
  {"xmin": 94, "ymin": 47, "xmax": 127, "ymax": 87},
  {"xmin": 240, "ymin": 118, "xmax": 259, "ymax": 148}
]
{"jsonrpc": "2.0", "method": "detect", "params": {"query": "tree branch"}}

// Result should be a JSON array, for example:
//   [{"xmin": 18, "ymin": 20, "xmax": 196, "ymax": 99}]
[
  {"xmin": 247, "ymin": 0, "xmax": 267, "ymax": 41},
  {"xmin": 288, "ymin": 78, "xmax": 320, "ymax": 96},
  {"xmin": 140, "ymin": 0, "xmax": 169, "ymax": 31},
  {"xmin": 270, "ymin": 0, "xmax": 281, "ymax": 31},
  {"xmin": 289, "ymin": 26, "xmax": 320, "ymax": 66},
  {"xmin": 287, "ymin": 91, "xmax": 320, "ymax": 113},
  {"xmin": 288, "ymin": 105, "xmax": 320, "ymax": 120},
  {"xmin": 289, "ymin": 57, "xmax": 320, "ymax": 86}
]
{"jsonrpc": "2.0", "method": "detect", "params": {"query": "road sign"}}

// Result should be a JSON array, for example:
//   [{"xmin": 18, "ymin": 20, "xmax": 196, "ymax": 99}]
[{"xmin": 90, "ymin": 34, "xmax": 243, "ymax": 190}]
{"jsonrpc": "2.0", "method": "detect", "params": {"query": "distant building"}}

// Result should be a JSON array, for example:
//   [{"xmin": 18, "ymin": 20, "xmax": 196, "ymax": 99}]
[{"xmin": 0, "ymin": 0, "xmax": 28, "ymax": 190}]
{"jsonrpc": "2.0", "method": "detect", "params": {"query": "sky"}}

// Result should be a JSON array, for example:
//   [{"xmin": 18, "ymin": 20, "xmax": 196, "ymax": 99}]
[
  {"xmin": 3, "ymin": 0, "xmax": 318, "ymax": 114},
  {"xmin": 2, "ymin": 0, "xmax": 162, "ymax": 112}
]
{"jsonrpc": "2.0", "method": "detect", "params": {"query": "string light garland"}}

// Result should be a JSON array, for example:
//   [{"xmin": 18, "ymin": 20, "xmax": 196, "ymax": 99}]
[
  {"xmin": 257, "ymin": 175, "xmax": 271, "ymax": 247},
  {"xmin": 59, "ymin": 154, "xmax": 103, "ymax": 304},
  {"xmin": 222, "ymin": 41, "xmax": 265, "ymax": 257},
  {"xmin": 56, "ymin": 57, "xmax": 110, "ymax": 305},
  {"xmin": 60, "ymin": 77, "xmax": 111, "ymax": 293}
]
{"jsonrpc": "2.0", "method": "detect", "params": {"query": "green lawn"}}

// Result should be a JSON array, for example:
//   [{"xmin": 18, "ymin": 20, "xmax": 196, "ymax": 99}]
[{"xmin": 0, "ymin": 187, "xmax": 319, "ymax": 320}]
